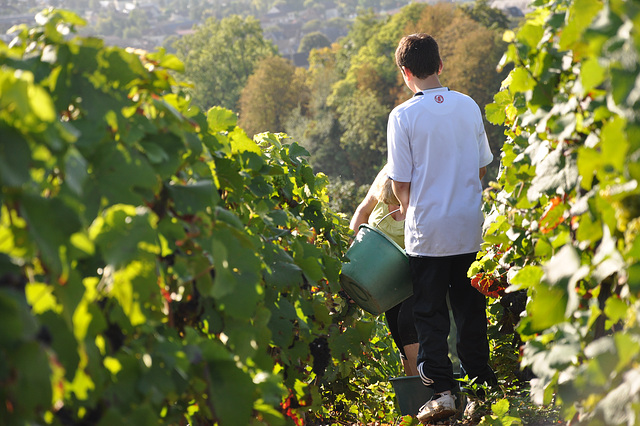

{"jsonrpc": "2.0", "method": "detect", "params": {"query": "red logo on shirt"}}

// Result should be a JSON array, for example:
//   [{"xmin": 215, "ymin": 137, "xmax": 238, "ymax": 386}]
[{"xmin": 434, "ymin": 94, "xmax": 444, "ymax": 103}]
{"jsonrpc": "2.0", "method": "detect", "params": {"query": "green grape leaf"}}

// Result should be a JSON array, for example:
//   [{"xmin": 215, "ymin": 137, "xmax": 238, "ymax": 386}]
[
  {"xmin": 575, "ymin": 213, "xmax": 603, "ymax": 246},
  {"xmin": 509, "ymin": 68, "xmax": 536, "ymax": 93},
  {"xmin": 0, "ymin": 288, "xmax": 39, "ymax": 346},
  {"xmin": 207, "ymin": 106, "xmax": 237, "ymax": 133},
  {"xmin": 580, "ymin": 57, "xmax": 606, "ymax": 94},
  {"xmin": 263, "ymin": 246, "xmax": 303, "ymax": 290},
  {"xmin": 6, "ymin": 341, "xmax": 52, "ymax": 417},
  {"xmin": 100, "ymin": 47, "xmax": 147, "ymax": 87},
  {"xmin": 39, "ymin": 311, "xmax": 79, "ymax": 381},
  {"xmin": 604, "ymin": 296, "xmax": 628, "ymax": 330},
  {"xmin": 485, "ymin": 102, "xmax": 506, "ymax": 125},
  {"xmin": 510, "ymin": 265, "xmax": 543, "ymax": 289},
  {"xmin": 146, "ymin": 49, "xmax": 185, "ymax": 72},
  {"xmin": 492, "ymin": 398, "xmax": 510, "ymax": 417},
  {"xmin": 600, "ymin": 116, "xmax": 628, "ymax": 173},
  {"xmin": 516, "ymin": 17, "xmax": 545, "ymax": 50},
  {"xmin": 229, "ymin": 127, "xmax": 262, "ymax": 155},
  {"xmin": 577, "ymin": 146, "xmax": 600, "ymax": 189},
  {"xmin": 63, "ymin": 146, "xmax": 89, "ymax": 195},
  {"xmin": 208, "ymin": 360, "xmax": 254, "ymax": 425},
  {"xmin": 91, "ymin": 205, "xmax": 158, "ymax": 268},
  {"xmin": 19, "ymin": 195, "xmax": 82, "ymax": 274},
  {"xmin": 0, "ymin": 129, "xmax": 31, "ymax": 187},
  {"xmin": 88, "ymin": 144, "xmax": 159, "ymax": 206},
  {"xmin": 559, "ymin": 0, "xmax": 603, "ymax": 50},
  {"xmin": 613, "ymin": 332, "xmax": 640, "ymax": 373},
  {"xmin": 524, "ymin": 284, "xmax": 568, "ymax": 332},
  {"xmin": 610, "ymin": 68, "xmax": 638, "ymax": 106},
  {"xmin": 167, "ymin": 181, "xmax": 219, "ymax": 216}
]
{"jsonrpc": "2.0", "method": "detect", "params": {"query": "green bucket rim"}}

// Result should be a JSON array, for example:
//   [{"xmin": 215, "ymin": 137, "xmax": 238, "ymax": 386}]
[{"xmin": 356, "ymin": 223, "xmax": 406, "ymax": 255}]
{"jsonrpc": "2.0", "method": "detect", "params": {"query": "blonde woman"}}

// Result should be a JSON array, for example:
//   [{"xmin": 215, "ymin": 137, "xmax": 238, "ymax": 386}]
[{"xmin": 350, "ymin": 165, "xmax": 419, "ymax": 376}]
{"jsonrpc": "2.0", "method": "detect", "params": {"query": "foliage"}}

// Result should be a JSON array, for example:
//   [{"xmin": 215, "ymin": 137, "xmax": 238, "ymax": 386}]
[
  {"xmin": 298, "ymin": 31, "xmax": 331, "ymax": 53},
  {"xmin": 460, "ymin": 0, "xmax": 511, "ymax": 31},
  {"xmin": 475, "ymin": 0, "xmax": 640, "ymax": 422},
  {"xmin": 173, "ymin": 14, "xmax": 277, "ymax": 112},
  {"xmin": 285, "ymin": 46, "xmax": 354, "ymax": 182},
  {"xmin": 238, "ymin": 56, "xmax": 309, "ymax": 137},
  {"xmin": 336, "ymin": 89, "xmax": 390, "ymax": 186},
  {"xmin": 495, "ymin": 384, "xmax": 563, "ymax": 425},
  {"xmin": 324, "ymin": 177, "xmax": 369, "ymax": 217},
  {"xmin": 477, "ymin": 398, "xmax": 523, "ymax": 426},
  {"xmin": 0, "ymin": 10, "xmax": 402, "ymax": 425}
]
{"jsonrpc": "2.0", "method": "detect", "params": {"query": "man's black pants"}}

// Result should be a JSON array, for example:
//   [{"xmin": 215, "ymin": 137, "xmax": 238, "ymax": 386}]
[{"xmin": 409, "ymin": 252, "xmax": 496, "ymax": 394}]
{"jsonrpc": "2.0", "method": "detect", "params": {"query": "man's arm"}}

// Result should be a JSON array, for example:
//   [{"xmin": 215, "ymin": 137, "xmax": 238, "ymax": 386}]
[
  {"xmin": 479, "ymin": 166, "xmax": 486, "ymax": 180},
  {"xmin": 392, "ymin": 180, "xmax": 411, "ymax": 216}
]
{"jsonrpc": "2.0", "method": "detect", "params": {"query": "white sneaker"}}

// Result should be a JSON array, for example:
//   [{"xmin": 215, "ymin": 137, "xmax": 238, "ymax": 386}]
[
  {"xmin": 464, "ymin": 397, "xmax": 487, "ymax": 422},
  {"xmin": 416, "ymin": 390, "xmax": 457, "ymax": 423}
]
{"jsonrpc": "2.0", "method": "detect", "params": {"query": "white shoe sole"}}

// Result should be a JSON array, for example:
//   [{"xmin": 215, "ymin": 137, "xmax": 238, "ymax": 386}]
[{"xmin": 417, "ymin": 406, "xmax": 457, "ymax": 423}]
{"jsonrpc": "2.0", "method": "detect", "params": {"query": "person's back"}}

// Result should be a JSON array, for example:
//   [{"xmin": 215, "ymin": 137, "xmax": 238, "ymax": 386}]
[{"xmin": 388, "ymin": 88, "xmax": 491, "ymax": 256}]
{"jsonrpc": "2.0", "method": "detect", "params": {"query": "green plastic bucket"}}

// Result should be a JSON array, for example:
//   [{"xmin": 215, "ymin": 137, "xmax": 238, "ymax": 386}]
[
  {"xmin": 391, "ymin": 375, "xmax": 464, "ymax": 416},
  {"xmin": 339, "ymin": 224, "xmax": 413, "ymax": 316},
  {"xmin": 390, "ymin": 375, "xmax": 433, "ymax": 416}
]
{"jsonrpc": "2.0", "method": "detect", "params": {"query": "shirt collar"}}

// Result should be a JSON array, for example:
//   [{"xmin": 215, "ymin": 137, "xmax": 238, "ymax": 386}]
[{"xmin": 414, "ymin": 87, "xmax": 450, "ymax": 97}]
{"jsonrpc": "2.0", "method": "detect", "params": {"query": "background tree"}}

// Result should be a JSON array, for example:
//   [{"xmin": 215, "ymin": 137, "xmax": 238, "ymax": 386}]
[
  {"xmin": 302, "ymin": 18, "xmax": 323, "ymax": 32},
  {"xmin": 174, "ymin": 15, "xmax": 277, "ymax": 111},
  {"xmin": 460, "ymin": 0, "xmax": 511, "ymax": 30},
  {"xmin": 336, "ymin": 90, "xmax": 389, "ymax": 185},
  {"xmin": 285, "ymin": 46, "xmax": 353, "ymax": 182},
  {"xmin": 238, "ymin": 56, "xmax": 309, "ymax": 136},
  {"xmin": 298, "ymin": 31, "xmax": 332, "ymax": 53}
]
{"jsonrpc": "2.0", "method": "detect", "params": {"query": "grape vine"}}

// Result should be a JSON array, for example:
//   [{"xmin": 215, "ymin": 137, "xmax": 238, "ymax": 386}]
[
  {"xmin": 475, "ymin": 0, "xmax": 640, "ymax": 422},
  {"xmin": 0, "ymin": 9, "xmax": 398, "ymax": 425}
]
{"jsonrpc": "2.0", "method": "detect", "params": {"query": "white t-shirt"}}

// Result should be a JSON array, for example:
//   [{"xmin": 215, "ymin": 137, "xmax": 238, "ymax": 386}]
[{"xmin": 387, "ymin": 87, "xmax": 493, "ymax": 257}]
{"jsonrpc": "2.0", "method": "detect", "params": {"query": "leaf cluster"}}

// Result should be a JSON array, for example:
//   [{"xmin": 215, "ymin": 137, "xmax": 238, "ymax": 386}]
[
  {"xmin": 477, "ymin": 0, "xmax": 640, "ymax": 422},
  {"xmin": 0, "ymin": 9, "xmax": 400, "ymax": 425}
]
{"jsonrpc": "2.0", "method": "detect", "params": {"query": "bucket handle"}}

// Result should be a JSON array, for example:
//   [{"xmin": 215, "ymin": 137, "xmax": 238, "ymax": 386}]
[{"xmin": 374, "ymin": 208, "xmax": 401, "ymax": 228}]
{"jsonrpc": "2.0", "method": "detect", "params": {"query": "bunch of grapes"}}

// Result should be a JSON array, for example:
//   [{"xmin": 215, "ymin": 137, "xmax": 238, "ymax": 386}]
[{"xmin": 309, "ymin": 336, "xmax": 330, "ymax": 377}]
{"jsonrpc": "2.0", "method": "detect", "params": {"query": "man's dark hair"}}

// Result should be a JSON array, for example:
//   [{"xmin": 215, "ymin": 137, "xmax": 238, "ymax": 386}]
[{"xmin": 395, "ymin": 33, "xmax": 441, "ymax": 79}]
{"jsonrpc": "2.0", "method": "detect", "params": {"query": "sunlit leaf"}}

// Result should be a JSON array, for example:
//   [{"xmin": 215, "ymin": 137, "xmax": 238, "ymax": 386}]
[
  {"xmin": 559, "ymin": 0, "xmax": 603, "ymax": 50},
  {"xmin": 207, "ymin": 106, "xmax": 237, "ymax": 133},
  {"xmin": 580, "ymin": 57, "xmax": 605, "ymax": 94},
  {"xmin": 510, "ymin": 265, "xmax": 543, "ymax": 289},
  {"xmin": 526, "ymin": 284, "xmax": 568, "ymax": 332}
]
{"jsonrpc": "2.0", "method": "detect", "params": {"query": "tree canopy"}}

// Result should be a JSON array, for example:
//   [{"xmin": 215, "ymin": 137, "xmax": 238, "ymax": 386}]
[
  {"xmin": 174, "ymin": 15, "xmax": 277, "ymax": 111},
  {"xmin": 298, "ymin": 31, "xmax": 332, "ymax": 53},
  {"xmin": 238, "ymin": 55, "xmax": 309, "ymax": 136}
]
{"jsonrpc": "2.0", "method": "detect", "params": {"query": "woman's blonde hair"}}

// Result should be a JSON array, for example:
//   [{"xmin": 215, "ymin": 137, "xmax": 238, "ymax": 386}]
[{"xmin": 371, "ymin": 164, "xmax": 400, "ymax": 205}]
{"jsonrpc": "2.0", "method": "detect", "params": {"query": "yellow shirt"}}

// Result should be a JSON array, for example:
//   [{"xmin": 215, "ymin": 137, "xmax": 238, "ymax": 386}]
[{"xmin": 368, "ymin": 201, "xmax": 405, "ymax": 248}]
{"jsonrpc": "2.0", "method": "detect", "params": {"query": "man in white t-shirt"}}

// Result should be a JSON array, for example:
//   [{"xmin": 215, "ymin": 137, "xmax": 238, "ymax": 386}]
[{"xmin": 387, "ymin": 33, "xmax": 496, "ymax": 423}]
